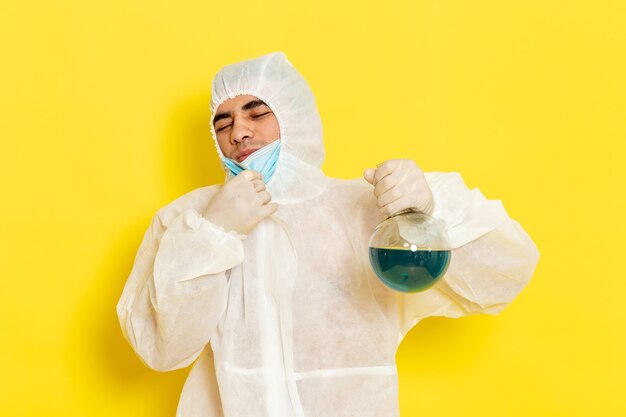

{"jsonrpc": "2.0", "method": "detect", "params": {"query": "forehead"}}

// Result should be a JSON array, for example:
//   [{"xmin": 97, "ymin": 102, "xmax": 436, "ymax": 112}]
[{"xmin": 215, "ymin": 94, "xmax": 263, "ymax": 114}]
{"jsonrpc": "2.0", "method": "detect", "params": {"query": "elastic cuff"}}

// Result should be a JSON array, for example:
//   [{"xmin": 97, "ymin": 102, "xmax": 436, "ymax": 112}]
[{"xmin": 205, "ymin": 217, "xmax": 248, "ymax": 241}]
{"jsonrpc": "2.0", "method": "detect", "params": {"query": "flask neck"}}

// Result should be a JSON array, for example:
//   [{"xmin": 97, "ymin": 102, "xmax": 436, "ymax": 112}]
[
  {"xmin": 387, "ymin": 207, "xmax": 425, "ymax": 220},
  {"xmin": 387, "ymin": 199, "xmax": 435, "ymax": 220}
]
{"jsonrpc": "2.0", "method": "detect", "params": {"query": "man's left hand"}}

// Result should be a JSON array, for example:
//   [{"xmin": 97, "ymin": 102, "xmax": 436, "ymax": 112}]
[{"xmin": 364, "ymin": 159, "xmax": 434, "ymax": 217}]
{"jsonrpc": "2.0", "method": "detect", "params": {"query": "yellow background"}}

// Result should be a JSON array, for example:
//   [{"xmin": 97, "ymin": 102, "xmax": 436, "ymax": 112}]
[{"xmin": 1, "ymin": 0, "xmax": 624, "ymax": 416}]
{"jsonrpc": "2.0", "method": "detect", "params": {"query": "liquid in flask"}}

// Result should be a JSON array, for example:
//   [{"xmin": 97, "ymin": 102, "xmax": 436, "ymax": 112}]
[
  {"xmin": 369, "ymin": 247, "xmax": 450, "ymax": 292},
  {"xmin": 368, "ymin": 210, "xmax": 452, "ymax": 293}
]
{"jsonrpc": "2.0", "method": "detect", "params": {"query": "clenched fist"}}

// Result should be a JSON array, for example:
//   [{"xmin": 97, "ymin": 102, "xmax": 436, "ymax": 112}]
[
  {"xmin": 363, "ymin": 159, "xmax": 434, "ymax": 217},
  {"xmin": 203, "ymin": 170, "xmax": 278, "ymax": 235}
]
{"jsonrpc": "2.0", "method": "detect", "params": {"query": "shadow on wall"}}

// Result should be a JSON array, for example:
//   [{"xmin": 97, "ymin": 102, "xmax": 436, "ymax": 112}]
[
  {"xmin": 160, "ymin": 92, "xmax": 227, "ymax": 198},
  {"xmin": 397, "ymin": 314, "xmax": 497, "ymax": 373},
  {"xmin": 68, "ymin": 94, "xmax": 226, "ymax": 416},
  {"xmin": 110, "ymin": 228, "xmax": 189, "ymax": 414}
]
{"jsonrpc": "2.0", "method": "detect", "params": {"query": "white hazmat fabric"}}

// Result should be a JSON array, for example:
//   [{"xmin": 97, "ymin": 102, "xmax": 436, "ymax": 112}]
[{"xmin": 117, "ymin": 52, "xmax": 540, "ymax": 417}]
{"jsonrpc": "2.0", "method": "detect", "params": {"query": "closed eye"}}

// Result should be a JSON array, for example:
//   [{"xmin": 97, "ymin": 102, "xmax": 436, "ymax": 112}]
[
  {"xmin": 252, "ymin": 111, "xmax": 272, "ymax": 119},
  {"xmin": 216, "ymin": 123, "xmax": 232, "ymax": 132}
]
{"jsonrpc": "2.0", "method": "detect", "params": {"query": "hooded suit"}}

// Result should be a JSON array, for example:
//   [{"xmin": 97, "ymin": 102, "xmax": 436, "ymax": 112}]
[{"xmin": 117, "ymin": 52, "xmax": 539, "ymax": 417}]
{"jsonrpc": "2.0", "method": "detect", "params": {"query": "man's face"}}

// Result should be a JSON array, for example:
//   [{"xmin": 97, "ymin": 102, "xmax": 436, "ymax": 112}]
[{"xmin": 213, "ymin": 95, "xmax": 281, "ymax": 162}]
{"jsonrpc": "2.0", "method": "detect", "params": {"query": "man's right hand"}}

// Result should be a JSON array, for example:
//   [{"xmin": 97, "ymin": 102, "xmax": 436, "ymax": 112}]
[{"xmin": 203, "ymin": 170, "xmax": 278, "ymax": 235}]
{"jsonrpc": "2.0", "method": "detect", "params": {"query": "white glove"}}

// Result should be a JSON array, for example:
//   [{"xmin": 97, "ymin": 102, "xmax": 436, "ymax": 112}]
[
  {"xmin": 203, "ymin": 170, "xmax": 278, "ymax": 235},
  {"xmin": 363, "ymin": 159, "xmax": 434, "ymax": 217}
]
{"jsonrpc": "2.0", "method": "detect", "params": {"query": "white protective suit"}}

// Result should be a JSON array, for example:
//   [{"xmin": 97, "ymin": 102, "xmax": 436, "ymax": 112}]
[{"xmin": 117, "ymin": 52, "xmax": 540, "ymax": 417}]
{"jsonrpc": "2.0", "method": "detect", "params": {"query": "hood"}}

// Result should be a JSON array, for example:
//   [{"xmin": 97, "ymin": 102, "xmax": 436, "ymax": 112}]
[{"xmin": 209, "ymin": 52, "xmax": 329, "ymax": 204}]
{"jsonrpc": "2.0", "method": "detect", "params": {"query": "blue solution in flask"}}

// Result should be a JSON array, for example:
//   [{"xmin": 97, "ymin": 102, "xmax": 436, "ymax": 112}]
[
  {"xmin": 369, "ymin": 247, "xmax": 450, "ymax": 292},
  {"xmin": 368, "ymin": 210, "xmax": 452, "ymax": 293}
]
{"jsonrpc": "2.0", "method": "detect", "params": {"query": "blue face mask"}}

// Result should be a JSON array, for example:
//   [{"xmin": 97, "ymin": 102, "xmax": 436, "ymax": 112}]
[{"xmin": 221, "ymin": 140, "xmax": 281, "ymax": 184}]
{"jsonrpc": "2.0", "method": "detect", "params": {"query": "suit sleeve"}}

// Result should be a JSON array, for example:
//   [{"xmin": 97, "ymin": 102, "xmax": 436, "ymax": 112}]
[
  {"xmin": 116, "ymin": 207, "xmax": 244, "ymax": 371},
  {"xmin": 398, "ymin": 172, "xmax": 540, "ymax": 336}
]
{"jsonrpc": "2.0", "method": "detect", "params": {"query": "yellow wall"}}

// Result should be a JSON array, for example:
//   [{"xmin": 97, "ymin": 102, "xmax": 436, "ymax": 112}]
[{"xmin": 1, "ymin": 1, "xmax": 624, "ymax": 416}]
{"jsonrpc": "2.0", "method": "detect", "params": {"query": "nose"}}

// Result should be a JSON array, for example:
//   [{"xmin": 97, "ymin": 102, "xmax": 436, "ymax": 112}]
[{"xmin": 230, "ymin": 118, "xmax": 254, "ymax": 144}]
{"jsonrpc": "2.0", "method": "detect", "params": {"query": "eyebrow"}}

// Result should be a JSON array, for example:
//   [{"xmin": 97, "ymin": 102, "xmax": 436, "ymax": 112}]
[
  {"xmin": 213, "ymin": 99, "xmax": 270, "ymax": 125},
  {"xmin": 242, "ymin": 99, "xmax": 268, "ymax": 111}
]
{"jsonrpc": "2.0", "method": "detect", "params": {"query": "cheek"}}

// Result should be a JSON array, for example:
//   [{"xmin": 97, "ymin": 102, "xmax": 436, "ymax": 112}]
[
  {"xmin": 259, "ymin": 122, "xmax": 279, "ymax": 141},
  {"xmin": 216, "ymin": 135, "xmax": 233, "ymax": 157},
  {"xmin": 268, "ymin": 115, "xmax": 281, "ymax": 139}
]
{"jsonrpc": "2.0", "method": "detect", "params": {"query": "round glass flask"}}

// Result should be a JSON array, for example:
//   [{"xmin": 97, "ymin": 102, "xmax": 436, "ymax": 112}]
[{"xmin": 369, "ymin": 210, "xmax": 452, "ymax": 293}]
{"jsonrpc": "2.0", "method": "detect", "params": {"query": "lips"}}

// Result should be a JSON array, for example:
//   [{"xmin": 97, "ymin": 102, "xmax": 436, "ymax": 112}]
[{"xmin": 236, "ymin": 148, "xmax": 259, "ymax": 163}]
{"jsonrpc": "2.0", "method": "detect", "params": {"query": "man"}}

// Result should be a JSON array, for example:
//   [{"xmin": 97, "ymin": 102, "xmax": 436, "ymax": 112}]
[{"xmin": 117, "ymin": 52, "xmax": 539, "ymax": 417}]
